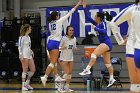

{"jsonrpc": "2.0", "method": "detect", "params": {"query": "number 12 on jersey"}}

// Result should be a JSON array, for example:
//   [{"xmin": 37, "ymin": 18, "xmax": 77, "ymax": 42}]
[{"xmin": 51, "ymin": 24, "xmax": 56, "ymax": 30}]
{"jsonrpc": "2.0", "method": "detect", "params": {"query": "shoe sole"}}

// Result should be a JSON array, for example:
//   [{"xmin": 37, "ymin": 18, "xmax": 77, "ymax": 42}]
[{"xmin": 79, "ymin": 72, "xmax": 91, "ymax": 76}]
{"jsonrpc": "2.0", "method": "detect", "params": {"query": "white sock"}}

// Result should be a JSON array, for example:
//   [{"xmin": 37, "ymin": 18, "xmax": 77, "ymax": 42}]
[
  {"xmin": 25, "ymin": 79, "xmax": 30, "ymax": 86},
  {"xmin": 66, "ymin": 84, "xmax": 70, "ymax": 88},
  {"xmin": 86, "ymin": 65, "xmax": 91, "ymax": 71},
  {"xmin": 44, "ymin": 74, "xmax": 48, "ymax": 79},
  {"xmin": 109, "ymin": 75, "xmax": 114, "ymax": 80},
  {"xmin": 22, "ymin": 82, "xmax": 25, "ymax": 87}
]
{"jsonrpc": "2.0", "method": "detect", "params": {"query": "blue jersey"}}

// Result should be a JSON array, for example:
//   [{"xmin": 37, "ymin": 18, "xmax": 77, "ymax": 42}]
[{"xmin": 84, "ymin": 8, "xmax": 112, "ymax": 50}]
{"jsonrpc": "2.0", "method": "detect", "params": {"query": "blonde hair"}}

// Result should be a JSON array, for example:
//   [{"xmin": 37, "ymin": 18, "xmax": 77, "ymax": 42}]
[{"xmin": 20, "ymin": 24, "xmax": 31, "ymax": 36}]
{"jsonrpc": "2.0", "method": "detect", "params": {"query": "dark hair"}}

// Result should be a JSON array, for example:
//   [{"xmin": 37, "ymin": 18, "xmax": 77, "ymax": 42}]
[
  {"xmin": 20, "ymin": 24, "xmax": 31, "ymax": 36},
  {"xmin": 104, "ymin": 11, "xmax": 113, "ymax": 21},
  {"xmin": 96, "ymin": 12, "xmax": 113, "ymax": 22},
  {"xmin": 66, "ymin": 26, "xmax": 74, "ymax": 38},
  {"xmin": 48, "ymin": 11, "xmax": 58, "ymax": 22},
  {"xmin": 96, "ymin": 12, "xmax": 105, "ymax": 21}
]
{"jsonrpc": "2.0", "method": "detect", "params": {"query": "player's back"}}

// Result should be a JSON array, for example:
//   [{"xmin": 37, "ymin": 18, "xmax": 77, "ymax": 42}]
[{"xmin": 49, "ymin": 20, "xmax": 63, "ymax": 42}]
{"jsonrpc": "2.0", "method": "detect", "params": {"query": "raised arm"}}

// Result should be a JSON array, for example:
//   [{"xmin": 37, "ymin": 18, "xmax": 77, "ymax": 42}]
[
  {"xmin": 110, "ymin": 5, "xmax": 136, "ymax": 45},
  {"xmin": 57, "ymin": 0, "xmax": 82, "ymax": 23},
  {"xmin": 83, "ymin": 1, "xmax": 97, "ymax": 25}
]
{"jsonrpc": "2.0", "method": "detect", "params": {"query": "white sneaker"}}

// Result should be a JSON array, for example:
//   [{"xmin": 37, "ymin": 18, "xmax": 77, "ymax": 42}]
[
  {"xmin": 107, "ymin": 79, "xmax": 116, "ymax": 88},
  {"xmin": 55, "ymin": 76, "xmax": 65, "ymax": 82},
  {"xmin": 79, "ymin": 69, "xmax": 91, "ymax": 76},
  {"xmin": 55, "ymin": 82, "xmax": 60, "ymax": 89},
  {"xmin": 40, "ymin": 76, "xmax": 47, "ymax": 86},
  {"xmin": 26, "ymin": 85, "xmax": 33, "ymax": 90},
  {"xmin": 57, "ymin": 88, "xmax": 66, "ymax": 93},
  {"xmin": 130, "ymin": 84, "xmax": 140, "ymax": 92},
  {"xmin": 64, "ymin": 85, "xmax": 74, "ymax": 92},
  {"xmin": 22, "ymin": 86, "xmax": 28, "ymax": 91},
  {"xmin": 66, "ymin": 88, "xmax": 74, "ymax": 92},
  {"xmin": 22, "ymin": 90, "xmax": 33, "ymax": 93}
]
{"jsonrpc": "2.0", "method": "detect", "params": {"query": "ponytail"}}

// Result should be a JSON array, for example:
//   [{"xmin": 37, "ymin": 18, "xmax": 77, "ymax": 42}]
[
  {"xmin": 104, "ymin": 11, "xmax": 113, "ymax": 21},
  {"xmin": 47, "ymin": 16, "xmax": 52, "ymax": 23}
]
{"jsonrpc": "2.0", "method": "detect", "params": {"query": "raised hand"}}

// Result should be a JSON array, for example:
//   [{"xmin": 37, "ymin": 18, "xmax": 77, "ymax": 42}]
[{"xmin": 82, "ymin": 0, "xmax": 87, "ymax": 8}]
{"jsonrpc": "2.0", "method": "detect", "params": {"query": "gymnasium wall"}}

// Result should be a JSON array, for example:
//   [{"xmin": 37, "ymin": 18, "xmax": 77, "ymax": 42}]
[{"xmin": 21, "ymin": 0, "xmax": 134, "ymax": 8}]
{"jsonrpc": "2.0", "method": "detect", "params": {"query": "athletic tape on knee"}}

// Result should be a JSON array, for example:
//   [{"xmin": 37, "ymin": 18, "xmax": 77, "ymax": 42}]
[
  {"xmin": 22, "ymin": 72, "xmax": 27, "ymax": 79},
  {"xmin": 105, "ymin": 64, "xmax": 112, "ymax": 68},
  {"xmin": 63, "ymin": 74, "xmax": 67, "ymax": 79},
  {"xmin": 28, "ymin": 71, "xmax": 34, "ymax": 78},
  {"xmin": 55, "ymin": 63, "xmax": 57, "ymax": 67},
  {"xmin": 66, "ymin": 74, "xmax": 72, "ymax": 79},
  {"xmin": 91, "ymin": 53, "xmax": 97, "ymax": 59},
  {"xmin": 48, "ymin": 63, "xmax": 54, "ymax": 69}
]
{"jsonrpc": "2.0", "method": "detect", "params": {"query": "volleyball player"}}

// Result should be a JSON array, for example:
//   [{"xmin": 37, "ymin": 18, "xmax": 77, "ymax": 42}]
[
  {"xmin": 79, "ymin": 1, "xmax": 116, "ymax": 88},
  {"xmin": 40, "ymin": 0, "xmax": 82, "ymax": 86},
  {"xmin": 110, "ymin": 0, "xmax": 140, "ymax": 92},
  {"xmin": 18, "ymin": 24, "xmax": 35, "ymax": 91},
  {"xmin": 58, "ymin": 26, "xmax": 79, "ymax": 92}
]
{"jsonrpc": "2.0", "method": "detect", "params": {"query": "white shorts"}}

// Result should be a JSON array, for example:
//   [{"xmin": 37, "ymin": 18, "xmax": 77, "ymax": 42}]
[
  {"xmin": 22, "ymin": 49, "xmax": 32, "ymax": 59},
  {"xmin": 126, "ymin": 39, "xmax": 135, "ymax": 57}
]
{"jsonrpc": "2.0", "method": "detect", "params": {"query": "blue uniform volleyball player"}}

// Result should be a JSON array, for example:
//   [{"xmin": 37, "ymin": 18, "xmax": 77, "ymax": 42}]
[{"xmin": 79, "ymin": 1, "xmax": 116, "ymax": 88}]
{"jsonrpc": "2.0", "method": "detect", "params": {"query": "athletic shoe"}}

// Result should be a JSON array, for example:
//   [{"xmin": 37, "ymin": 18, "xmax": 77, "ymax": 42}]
[
  {"xmin": 22, "ymin": 86, "xmax": 28, "ymax": 91},
  {"xmin": 26, "ymin": 85, "xmax": 33, "ymax": 90},
  {"xmin": 79, "ymin": 69, "xmax": 91, "ymax": 76},
  {"xmin": 40, "ymin": 76, "xmax": 47, "ymax": 86},
  {"xmin": 22, "ymin": 90, "xmax": 33, "ymax": 93},
  {"xmin": 130, "ymin": 84, "xmax": 140, "ymax": 92},
  {"xmin": 64, "ymin": 85, "xmax": 74, "ymax": 92},
  {"xmin": 107, "ymin": 79, "xmax": 116, "ymax": 88},
  {"xmin": 55, "ymin": 76, "xmax": 65, "ymax": 82},
  {"xmin": 57, "ymin": 88, "xmax": 66, "ymax": 93}
]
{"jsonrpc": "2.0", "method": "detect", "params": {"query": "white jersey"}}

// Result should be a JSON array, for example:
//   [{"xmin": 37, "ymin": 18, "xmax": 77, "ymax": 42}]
[
  {"xmin": 110, "ymin": 4, "xmax": 136, "ymax": 45},
  {"xmin": 18, "ymin": 36, "xmax": 32, "ymax": 59},
  {"xmin": 59, "ymin": 36, "xmax": 77, "ymax": 61},
  {"xmin": 110, "ymin": 4, "xmax": 140, "ymax": 49},
  {"xmin": 49, "ymin": 8, "xmax": 75, "ymax": 42}
]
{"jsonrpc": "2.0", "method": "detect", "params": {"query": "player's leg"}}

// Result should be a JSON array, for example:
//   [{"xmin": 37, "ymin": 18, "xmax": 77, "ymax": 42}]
[
  {"xmin": 26, "ymin": 58, "xmax": 35, "ymax": 90},
  {"xmin": 102, "ymin": 52, "xmax": 116, "ymax": 87},
  {"xmin": 79, "ymin": 43, "xmax": 109, "ymax": 76},
  {"xmin": 20, "ymin": 58, "xmax": 29, "ymax": 91}
]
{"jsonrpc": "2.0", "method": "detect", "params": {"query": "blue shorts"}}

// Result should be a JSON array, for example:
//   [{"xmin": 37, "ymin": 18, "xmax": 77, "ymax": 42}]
[
  {"xmin": 47, "ymin": 40, "xmax": 60, "ymax": 51},
  {"xmin": 134, "ymin": 49, "xmax": 140, "ymax": 68},
  {"xmin": 126, "ymin": 54, "xmax": 134, "ymax": 58},
  {"xmin": 101, "ymin": 39, "xmax": 112, "ymax": 51}
]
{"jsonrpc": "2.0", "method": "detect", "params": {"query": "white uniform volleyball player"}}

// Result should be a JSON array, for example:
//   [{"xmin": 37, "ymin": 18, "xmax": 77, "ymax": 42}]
[
  {"xmin": 18, "ymin": 24, "xmax": 35, "ymax": 91},
  {"xmin": 40, "ymin": 0, "xmax": 82, "ymax": 86},
  {"xmin": 59, "ymin": 26, "xmax": 78, "ymax": 92},
  {"xmin": 19, "ymin": 36, "xmax": 32, "ymax": 59},
  {"xmin": 110, "ymin": 0, "xmax": 140, "ymax": 92}
]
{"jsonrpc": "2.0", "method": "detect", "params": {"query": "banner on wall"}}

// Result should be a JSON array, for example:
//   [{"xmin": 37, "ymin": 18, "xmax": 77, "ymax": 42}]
[{"xmin": 46, "ymin": 3, "xmax": 131, "ymax": 37}]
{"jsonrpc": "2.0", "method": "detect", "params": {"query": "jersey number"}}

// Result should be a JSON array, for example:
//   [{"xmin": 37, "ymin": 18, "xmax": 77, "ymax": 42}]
[
  {"xmin": 51, "ymin": 24, "xmax": 56, "ymax": 30},
  {"xmin": 68, "ymin": 45, "xmax": 73, "ymax": 49}
]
